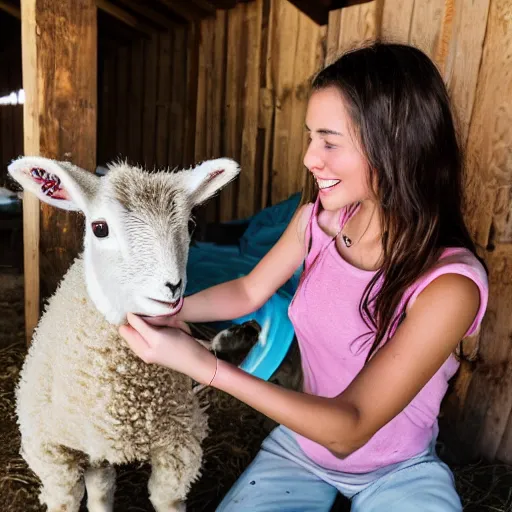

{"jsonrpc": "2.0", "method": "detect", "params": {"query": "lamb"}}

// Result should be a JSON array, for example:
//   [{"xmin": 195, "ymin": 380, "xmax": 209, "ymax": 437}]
[{"xmin": 8, "ymin": 156, "xmax": 240, "ymax": 512}]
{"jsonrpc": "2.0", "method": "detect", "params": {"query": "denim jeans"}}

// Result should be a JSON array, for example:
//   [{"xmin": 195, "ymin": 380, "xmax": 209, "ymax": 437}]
[{"xmin": 216, "ymin": 425, "xmax": 462, "ymax": 512}]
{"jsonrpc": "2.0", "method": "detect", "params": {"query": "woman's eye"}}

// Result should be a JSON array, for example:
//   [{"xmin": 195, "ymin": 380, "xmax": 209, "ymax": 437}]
[
  {"xmin": 325, "ymin": 142, "xmax": 336, "ymax": 149},
  {"xmin": 91, "ymin": 220, "xmax": 109, "ymax": 238}
]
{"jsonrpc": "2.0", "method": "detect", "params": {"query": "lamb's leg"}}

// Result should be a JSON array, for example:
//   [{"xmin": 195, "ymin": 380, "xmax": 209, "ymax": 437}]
[
  {"xmin": 148, "ymin": 441, "xmax": 203, "ymax": 512},
  {"xmin": 21, "ymin": 439, "xmax": 85, "ymax": 512},
  {"xmin": 84, "ymin": 463, "xmax": 116, "ymax": 512}
]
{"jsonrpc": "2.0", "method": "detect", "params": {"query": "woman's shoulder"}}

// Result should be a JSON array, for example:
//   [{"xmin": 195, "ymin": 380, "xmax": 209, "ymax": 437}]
[{"xmin": 405, "ymin": 247, "xmax": 489, "ymax": 337}]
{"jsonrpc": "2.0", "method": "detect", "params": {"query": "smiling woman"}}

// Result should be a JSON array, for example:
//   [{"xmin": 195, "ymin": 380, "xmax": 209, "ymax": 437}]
[{"xmin": 119, "ymin": 42, "xmax": 488, "ymax": 512}]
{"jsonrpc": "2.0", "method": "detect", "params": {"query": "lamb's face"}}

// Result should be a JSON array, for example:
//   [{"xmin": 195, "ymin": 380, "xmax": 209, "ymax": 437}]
[
  {"xmin": 83, "ymin": 166, "xmax": 192, "ymax": 323},
  {"xmin": 7, "ymin": 156, "xmax": 240, "ymax": 325}
]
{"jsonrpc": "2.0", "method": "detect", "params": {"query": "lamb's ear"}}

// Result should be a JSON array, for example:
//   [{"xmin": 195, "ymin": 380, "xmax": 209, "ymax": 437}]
[
  {"xmin": 7, "ymin": 156, "xmax": 100, "ymax": 213},
  {"xmin": 178, "ymin": 158, "xmax": 240, "ymax": 206}
]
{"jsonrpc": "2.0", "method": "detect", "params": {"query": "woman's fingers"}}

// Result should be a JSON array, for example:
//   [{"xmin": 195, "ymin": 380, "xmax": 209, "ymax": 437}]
[
  {"xmin": 126, "ymin": 312, "xmax": 156, "ymax": 337},
  {"xmin": 119, "ymin": 323, "xmax": 153, "ymax": 362}
]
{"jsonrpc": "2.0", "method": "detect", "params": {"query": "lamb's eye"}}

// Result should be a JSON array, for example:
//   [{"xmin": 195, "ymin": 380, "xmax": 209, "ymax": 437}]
[{"xmin": 92, "ymin": 221, "xmax": 109, "ymax": 238}]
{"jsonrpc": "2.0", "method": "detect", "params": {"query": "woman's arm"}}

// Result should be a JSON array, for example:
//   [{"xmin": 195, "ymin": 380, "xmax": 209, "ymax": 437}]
[
  {"xmin": 175, "ymin": 204, "xmax": 311, "ymax": 323},
  {"xmin": 121, "ymin": 272, "xmax": 480, "ymax": 457}
]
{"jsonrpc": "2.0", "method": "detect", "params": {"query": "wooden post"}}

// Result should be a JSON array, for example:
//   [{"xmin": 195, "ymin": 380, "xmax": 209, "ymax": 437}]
[{"xmin": 21, "ymin": 0, "xmax": 97, "ymax": 343}]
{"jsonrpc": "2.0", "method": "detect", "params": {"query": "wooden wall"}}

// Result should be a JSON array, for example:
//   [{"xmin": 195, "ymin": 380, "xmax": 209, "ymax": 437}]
[
  {"xmin": 324, "ymin": 0, "xmax": 512, "ymax": 464},
  {"xmin": 97, "ymin": 0, "xmax": 325, "ymax": 223},
  {"xmin": 97, "ymin": 23, "xmax": 197, "ymax": 174},
  {"xmin": 193, "ymin": 0, "xmax": 325, "ymax": 221}
]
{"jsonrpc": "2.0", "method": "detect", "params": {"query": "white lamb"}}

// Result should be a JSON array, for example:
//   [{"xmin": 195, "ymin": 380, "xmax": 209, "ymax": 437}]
[{"xmin": 8, "ymin": 156, "xmax": 240, "ymax": 512}]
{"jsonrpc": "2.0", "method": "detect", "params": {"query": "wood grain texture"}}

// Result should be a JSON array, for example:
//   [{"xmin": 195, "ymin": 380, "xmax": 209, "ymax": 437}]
[
  {"xmin": 458, "ymin": 245, "xmax": 512, "ymax": 461},
  {"xmin": 380, "ymin": 0, "xmax": 414, "ymax": 43},
  {"xmin": 142, "ymin": 34, "xmax": 159, "ymax": 169},
  {"xmin": 238, "ymin": 0, "xmax": 262, "ymax": 218},
  {"xmin": 326, "ymin": 0, "xmax": 379, "ymax": 64},
  {"xmin": 464, "ymin": 0, "xmax": 512, "ymax": 249},
  {"xmin": 220, "ymin": 4, "xmax": 245, "ymax": 221},
  {"xmin": 21, "ymin": 0, "xmax": 97, "ymax": 341}
]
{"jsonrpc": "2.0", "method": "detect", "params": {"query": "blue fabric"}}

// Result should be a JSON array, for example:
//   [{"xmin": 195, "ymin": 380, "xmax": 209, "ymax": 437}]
[
  {"xmin": 216, "ymin": 426, "xmax": 462, "ymax": 512},
  {"xmin": 185, "ymin": 193, "xmax": 302, "ymax": 380}
]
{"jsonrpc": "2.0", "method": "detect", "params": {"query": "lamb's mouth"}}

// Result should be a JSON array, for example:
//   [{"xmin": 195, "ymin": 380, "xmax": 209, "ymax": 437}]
[{"xmin": 147, "ymin": 296, "xmax": 183, "ymax": 314}]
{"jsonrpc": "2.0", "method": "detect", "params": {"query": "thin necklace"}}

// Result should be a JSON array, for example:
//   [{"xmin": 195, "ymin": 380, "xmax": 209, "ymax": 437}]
[{"xmin": 340, "ymin": 205, "xmax": 376, "ymax": 248}]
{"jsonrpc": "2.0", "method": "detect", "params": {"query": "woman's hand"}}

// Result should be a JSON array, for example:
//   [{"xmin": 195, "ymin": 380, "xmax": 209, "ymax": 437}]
[{"xmin": 119, "ymin": 313, "xmax": 217, "ymax": 385}]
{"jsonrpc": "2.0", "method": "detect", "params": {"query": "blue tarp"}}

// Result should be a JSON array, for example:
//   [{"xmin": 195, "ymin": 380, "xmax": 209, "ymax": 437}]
[{"xmin": 186, "ymin": 193, "xmax": 302, "ymax": 380}]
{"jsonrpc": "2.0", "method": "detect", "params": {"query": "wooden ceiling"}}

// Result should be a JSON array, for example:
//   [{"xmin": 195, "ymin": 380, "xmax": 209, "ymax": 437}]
[{"xmin": 0, "ymin": 0, "xmax": 372, "ymax": 30}]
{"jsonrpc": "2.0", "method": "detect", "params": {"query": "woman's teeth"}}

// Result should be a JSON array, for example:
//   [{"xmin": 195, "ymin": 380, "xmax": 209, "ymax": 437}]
[{"xmin": 317, "ymin": 178, "xmax": 341, "ymax": 190}]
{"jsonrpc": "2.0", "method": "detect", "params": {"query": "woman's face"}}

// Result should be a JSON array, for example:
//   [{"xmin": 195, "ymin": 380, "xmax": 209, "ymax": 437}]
[{"xmin": 304, "ymin": 86, "xmax": 372, "ymax": 211}]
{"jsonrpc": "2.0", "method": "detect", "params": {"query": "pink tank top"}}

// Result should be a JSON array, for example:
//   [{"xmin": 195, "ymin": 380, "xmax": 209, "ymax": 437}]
[{"xmin": 288, "ymin": 199, "xmax": 489, "ymax": 473}]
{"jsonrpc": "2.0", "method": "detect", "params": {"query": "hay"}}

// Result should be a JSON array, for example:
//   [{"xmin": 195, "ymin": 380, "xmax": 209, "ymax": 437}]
[{"xmin": 1, "ymin": 271, "xmax": 511, "ymax": 511}]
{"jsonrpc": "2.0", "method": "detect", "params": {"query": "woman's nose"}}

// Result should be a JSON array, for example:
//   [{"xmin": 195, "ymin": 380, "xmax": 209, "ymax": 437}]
[{"xmin": 303, "ymin": 143, "xmax": 323, "ymax": 172}]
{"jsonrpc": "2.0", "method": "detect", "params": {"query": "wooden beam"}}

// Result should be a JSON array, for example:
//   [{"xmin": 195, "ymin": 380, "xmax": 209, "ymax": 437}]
[
  {"xmin": 0, "ymin": 0, "xmax": 20, "ymax": 19},
  {"xmin": 286, "ymin": 0, "xmax": 333, "ymax": 25},
  {"xmin": 115, "ymin": 0, "xmax": 178, "ymax": 30},
  {"xmin": 208, "ymin": 0, "xmax": 238, "ymax": 8},
  {"xmin": 96, "ymin": 0, "xmax": 154, "ymax": 34},
  {"xmin": 189, "ymin": 0, "xmax": 217, "ymax": 16},
  {"xmin": 157, "ymin": 0, "xmax": 209, "ymax": 22},
  {"xmin": 21, "ymin": 0, "xmax": 97, "ymax": 343}
]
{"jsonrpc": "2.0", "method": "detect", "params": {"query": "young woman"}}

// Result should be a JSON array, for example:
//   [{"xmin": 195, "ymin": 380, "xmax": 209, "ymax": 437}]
[{"xmin": 120, "ymin": 42, "xmax": 488, "ymax": 511}]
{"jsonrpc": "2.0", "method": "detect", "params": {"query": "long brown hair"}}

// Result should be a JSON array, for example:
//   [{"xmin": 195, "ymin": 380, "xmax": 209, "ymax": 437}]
[{"xmin": 301, "ymin": 42, "xmax": 482, "ymax": 362}]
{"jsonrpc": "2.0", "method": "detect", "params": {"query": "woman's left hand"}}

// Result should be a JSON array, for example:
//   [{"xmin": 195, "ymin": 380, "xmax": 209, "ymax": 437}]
[{"xmin": 119, "ymin": 313, "xmax": 217, "ymax": 385}]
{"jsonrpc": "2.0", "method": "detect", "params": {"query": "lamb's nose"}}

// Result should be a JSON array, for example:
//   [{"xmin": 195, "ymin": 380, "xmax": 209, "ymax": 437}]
[{"xmin": 165, "ymin": 280, "xmax": 182, "ymax": 296}]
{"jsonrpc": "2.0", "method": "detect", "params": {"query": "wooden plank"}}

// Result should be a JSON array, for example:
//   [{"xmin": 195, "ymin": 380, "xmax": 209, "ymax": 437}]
[
  {"xmin": 380, "ymin": 0, "xmax": 414, "ymax": 43},
  {"xmin": 270, "ymin": 0, "xmax": 300, "ymax": 206},
  {"xmin": 464, "ymin": 0, "xmax": 512, "ymax": 249},
  {"xmin": 20, "ymin": 0, "xmax": 40, "ymax": 342},
  {"xmin": 142, "ymin": 34, "xmax": 159, "ymax": 169},
  {"xmin": 97, "ymin": 49, "xmax": 108, "ymax": 164},
  {"xmin": 194, "ymin": 18, "xmax": 210, "ymax": 163},
  {"xmin": 155, "ymin": 31, "xmax": 172, "ymax": 169},
  {"xmin": 238, "ymin": 0, "xmax": 262, "ymax": 218},
  {"xmin": 115, "ymin": 45, "xmax": 130, "ymax": 159},
  {"xmin": 493, "ymin": 186, "xmax": 512, "ymax": 244},
  {"xmin": 326, "ymin": 8, "xmax": 342, "ymax": 65},
  {"xmin": 183, "ymin": 22, "xmax": 200, "ymax": 167},
  {"xmin": 168, "ymin": 26, "xmax": 187, "ymax": 167},
  {"xmin": 288, "ymin": 7, "xmax": 326, "ymax": 199},
  {"xmin": 194, "ymin": 16, "xmax": 215, "ymax": 224},
  {"xmin": 157, "ymin": 0, "xmax": 206, "ymax": 23},
  {"xmin": 408, "ymin": 0, "xmax": 445, "ymax": 60},
  {"xmin": 205, "ymin": 9, "xmax": 227, "ymax": 222},
  {"xmin": 21, "ymin": 0, "xmax": 97, "ymax": 341},
  {"xmin": 458, "ymin": 245, "xmax": 512, "ymax": 460},
  {"xmin": 441, "ymin": 0, "xmax": 490, "ymax": 148},
  {"xmin": 434, "ymin": 2, "xmax": 491, "ymax": 424},
  {"xmin": 220, "ymin": 4, "xmax": 244, "ymax": 221},
  {"xmin": 115, "ymin": 0, "xmax": 178, "ymax": 31},
  {"xmin": 128, "ymin": 38, "xmax": 144, "ymax": 164},
  {"xmin": 96, "ymin": 0, "xmax": 153, "ymax": 35},
  {"xmin": 258, "ymin": 0, "xmax": 274, "ymax": 210},
  {"xmin": 326, "ymin": 1, "xmax": 379, "ymax": 59}
]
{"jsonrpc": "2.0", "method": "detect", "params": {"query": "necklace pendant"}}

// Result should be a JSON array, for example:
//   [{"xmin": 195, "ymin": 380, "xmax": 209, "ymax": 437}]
[{"xmin": 342, "ymin": 234, "xmax": 352, "ymax": 248}]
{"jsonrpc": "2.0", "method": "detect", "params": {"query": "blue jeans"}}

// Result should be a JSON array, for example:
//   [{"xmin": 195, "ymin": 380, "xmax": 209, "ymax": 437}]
[{"xmin": 216, "ymin": 426, "xmax": 462, "ymax": 511}]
